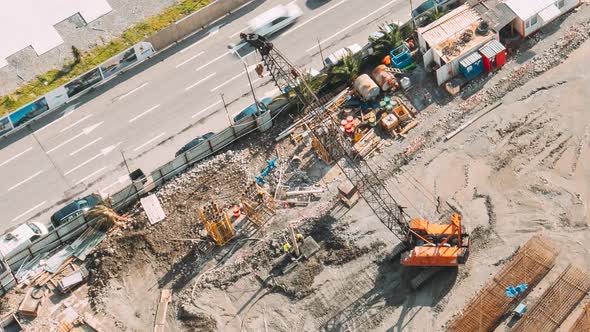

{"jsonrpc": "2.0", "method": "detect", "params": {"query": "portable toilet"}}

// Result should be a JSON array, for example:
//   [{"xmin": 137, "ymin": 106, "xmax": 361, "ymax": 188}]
[
  {"xmin": 479, "ymin": 39, "xmax": 506, "ymax": 72},
  {"xmin": 459, "ymin": 52, "xmax": 484, "ymax": 81}
]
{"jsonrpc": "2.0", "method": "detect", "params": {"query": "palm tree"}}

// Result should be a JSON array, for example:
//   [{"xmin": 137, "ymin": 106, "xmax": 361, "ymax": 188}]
[
  {"xmin": 369, "ymin": 23, "xmax": 404, "ymax": 57},
  {"xmin": 330, "ymin": 51, "xmax": 362, "ymax": 85},
  {"xmin": 427, "ymin": 7, "xmax": 446, "ymax": 24}
]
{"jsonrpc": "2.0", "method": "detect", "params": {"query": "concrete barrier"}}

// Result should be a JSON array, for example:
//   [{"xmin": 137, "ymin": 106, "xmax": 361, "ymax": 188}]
[{"xmin": 147, "ymin": 0, "xmax": 253, "ymax": 51}]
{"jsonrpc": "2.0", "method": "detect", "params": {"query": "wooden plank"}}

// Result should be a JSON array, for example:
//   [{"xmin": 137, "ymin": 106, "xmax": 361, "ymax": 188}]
[
  {"xmin": 154, "ymin": 288, "xmax": 172, "ymax": 332},
  {"xmin": 447, "ymin": 235, "xmax": 558, "ymax": 332},
  {"xmin": 512, "ymin": 264, "xmax": 590, "ymax": 332},
  {"xmin": 569, "ymin": 301, "xmax": 590, "ymax": 332}
]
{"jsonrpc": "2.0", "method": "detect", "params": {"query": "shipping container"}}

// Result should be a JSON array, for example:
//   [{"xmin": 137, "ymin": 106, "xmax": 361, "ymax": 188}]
[{"xmin": 459, "ymin": 52, "xmax": 484, "ymax": 80}]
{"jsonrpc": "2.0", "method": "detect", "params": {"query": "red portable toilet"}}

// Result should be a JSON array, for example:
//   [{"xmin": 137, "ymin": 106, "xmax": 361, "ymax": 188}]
[{"xmin": 479, "ymin": 39, "xmax": 506, "ymax": 72}]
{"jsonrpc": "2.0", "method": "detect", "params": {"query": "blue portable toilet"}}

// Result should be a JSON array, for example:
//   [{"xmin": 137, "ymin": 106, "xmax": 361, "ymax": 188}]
[{"xmin": 459, "ymin": 52, "xmax": 484, "ymax": 81}]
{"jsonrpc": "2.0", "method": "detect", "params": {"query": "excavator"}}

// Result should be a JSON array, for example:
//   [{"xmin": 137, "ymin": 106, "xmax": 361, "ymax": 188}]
[{"xmin": 240, "ymin": 33, "xmax": 470, "ymax": 288}]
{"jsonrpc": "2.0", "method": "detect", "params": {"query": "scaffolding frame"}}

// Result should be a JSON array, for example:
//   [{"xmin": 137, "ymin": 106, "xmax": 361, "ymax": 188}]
[
  {"xmin": 447, "ymin": 235, "xmax": 558, "ymax": 332},
  {"xmin": 241, "ymin": 182, "xmax": 276, "ymax": 228},
  {"xmin": 198, "ymin": 201, "xmax": 235, "ymax": 246},
  {"xmin": 512, "ymin": 264, "xmax": 590, "ymax": 332}
]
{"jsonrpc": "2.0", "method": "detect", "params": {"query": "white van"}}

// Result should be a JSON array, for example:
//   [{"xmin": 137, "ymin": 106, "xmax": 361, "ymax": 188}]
[
  {"xmin": 0, "ymin": 222, "xmax": 49, "ymax": 260},
  {"xmin": 247, "ymin": 4, "xmax": 302, "ymax": 37}
]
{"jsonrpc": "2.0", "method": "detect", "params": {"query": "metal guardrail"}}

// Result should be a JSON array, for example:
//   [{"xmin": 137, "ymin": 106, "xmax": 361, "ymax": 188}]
[{"xmin": 0, "ymin": 101, "xmax": 290, "ymax": 296}]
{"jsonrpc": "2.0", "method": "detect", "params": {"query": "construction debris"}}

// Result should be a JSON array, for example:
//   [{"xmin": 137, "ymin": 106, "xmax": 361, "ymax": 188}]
[
  {"xmin": 512, "ymin": 264, "xmax": 590, "ymax": 332},
  {"xmin": 569, "ymin": 301, "xmax": 590, "ymax": 332},
  {"xmin": 154, "ymin": 289, "xmax": 172, "ymax": 332},
  {"xmin": 140, "ymin": 194, "xmax": 166, "ymax": 225},
  {"xmin": 198, "ymin": 200, "xmax": 236, "ymax": 246},
  {"xmin": 448, "ymin": 235, "xmax": 558, "ymax": 332},
  {"xmin": 57, "ymin": 266, "xmax": 89, "ymax": 293}
]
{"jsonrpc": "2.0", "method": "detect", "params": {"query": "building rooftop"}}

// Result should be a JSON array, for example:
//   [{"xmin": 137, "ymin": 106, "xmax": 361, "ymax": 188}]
[
  {"xmin": 504, "ymin": 0, "xmax": 556, "ymax": 20},
  {"xmin": 418, "ymin": 4, "xmax": 481, "ymax": 48},
  {"xmin": 418, "ymin": 4, "xmax": 495, "ymax": 64}
]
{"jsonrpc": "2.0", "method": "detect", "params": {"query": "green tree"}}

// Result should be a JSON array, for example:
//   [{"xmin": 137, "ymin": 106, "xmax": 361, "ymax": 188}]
[
  {"xmin": 330, "ymin": 51, "xmax": 362, "ymax": 85},
  {"xmin": 369, "ymin": 23, "xmax": 404, "ymax": 57}
]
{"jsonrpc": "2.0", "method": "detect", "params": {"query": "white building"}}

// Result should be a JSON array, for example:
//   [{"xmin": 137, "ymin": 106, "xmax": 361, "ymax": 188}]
[
  {"xmin": 504, "ymin": 0, "xmax": 580, "ymax": 37},
  {"xmin": 417, "ymin": 4, "xmax": 498, "ymax": 85}
]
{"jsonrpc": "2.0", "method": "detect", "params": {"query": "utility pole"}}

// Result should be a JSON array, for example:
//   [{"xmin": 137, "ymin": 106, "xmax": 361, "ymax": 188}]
[
  {"xmin": 317, "ymin": 38, "xmax": 325, "ymax": 65},
  {"xmin": 243, "ymin": 61, "xmax": 261, "ymax": 116},
  {"xmin": 409, "ymin": 0, "xmax": 417, "ymax": 29},
  {"xmin": 220, "ymin": 93, "xmax": 232, "ymax": 125}
]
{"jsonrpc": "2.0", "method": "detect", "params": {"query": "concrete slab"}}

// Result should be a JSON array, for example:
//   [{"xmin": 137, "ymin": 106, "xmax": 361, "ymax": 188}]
[{"xmin": 0, "ymin": 0, "xmax": 112, "ymax": 68}]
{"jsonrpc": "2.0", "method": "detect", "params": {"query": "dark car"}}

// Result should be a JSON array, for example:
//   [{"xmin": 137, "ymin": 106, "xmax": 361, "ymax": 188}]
[
  {"xmin": 411, "ymin": 0, "xmax": 456, "ymax": 18},
  {"xmin": 233, "ymin": 98, "xmax": 273, "ymax": 124},
  {"xmin": 175, "ymin": 132, "xmax": 215, "ymax": 157},
  {"xmin": 50, "ymin": 194, "xmax": 101, "ymax": 229}
]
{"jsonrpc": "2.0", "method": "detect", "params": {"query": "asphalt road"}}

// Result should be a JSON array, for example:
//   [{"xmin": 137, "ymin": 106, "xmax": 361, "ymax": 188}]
[{"xmin": 0, "ymin": 0, "xmax": 417, "ymax": 232}]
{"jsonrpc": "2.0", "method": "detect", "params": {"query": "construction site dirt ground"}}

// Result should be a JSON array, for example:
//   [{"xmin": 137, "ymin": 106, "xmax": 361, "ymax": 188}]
[{"xmin": 4, "ymin": 5, "xmax": 590, "ymax": 332}]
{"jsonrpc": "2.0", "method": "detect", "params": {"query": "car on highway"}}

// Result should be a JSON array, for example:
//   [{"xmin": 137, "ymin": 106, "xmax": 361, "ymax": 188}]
[
  {"xmin": 0, "ymin": 222, "xmax": 49, "ymax": 259},
  {"xmin": 324, "ymin": 44, "xmax": 363, "ymax": 66},
  {"xmin": 230, "ymin": 4, "xmax": 302, "ymax": 54},
  {"xmin": 233, "ymin": 97, "xmax": 273, "ymax": 124},
  {"xmin": 175, "ymin": 132, "xmax": 215, "ymax": 157},
  {"xmin": 50, "ymin": 194, "xmax": 101, "ymax": 229}
]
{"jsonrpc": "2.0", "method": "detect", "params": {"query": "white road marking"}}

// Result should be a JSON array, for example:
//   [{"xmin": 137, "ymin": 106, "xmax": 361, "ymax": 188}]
[
  {"xmin": 229, "ymin": 28, "xmax": 246, "ymax": 39},
  {"xmin": 75, "ymin": 167, "xmax": 106, "ymax": 185},
  {"xmin": 185, "ymin": 73, "xmax": 216, "ymax": 91},
  {"xmin": 70, "ymin": 137, "xmax": 103, "ymax": 156},
  {"xmin": 211, "ymin": 71, "xmax": 246, "ymax": 92},
  {"xmin": 263, "ymin": 88, "xmax": 280, "ymax": 99},
  {"xmin": 133, "ymin": 132, "xmax": 166, "ymax": 152},
  {"xmin": 176, "ymin": 51, "xmax": 205, "ymax": 68},
  {"xmin": 192, "ymin": 101, "xmax": 222, "ymax": 119},
  {"xmin": 129, "ymin": 104, "xmax": 161, "ymax": 123},
  {"xmin": 100, "ymin": 177, "xmax": 127, "ymax": 195},
  {"xmin": 11, "ymin": 201, "xmax": 46, "ymax": 222},
  {"xmin": 37, "ymin": 104, "xmax": 76, "ymax": 133},
  {"xmin": 59, "ymin": 114, "xmax": 93, "ymax": 133},
  {"xmin": 118, "ymin": 82, "xmax": 149, "ymax": 100},
  {"xmin": 65, "ymin": 142, "xmax": 121, "ymax": 175},
  {"xmin": 211, "ymin": 64, "xmax": 257, "ymax": 92},
  {"xmin": 306, "ymin": 1, "xmax": 397, "ymax": 52},
  {"xmin": 195, "ymin": 51, "xmax": 230, "ymax": 71},
  {"xmin": 284, "ymin": 0, "xmax": 347, "ymax": 36},
  {"xmin": 7, "ymin": 170, "xmax": 44, "ymax": 192},
  {"xmin": 49, "ymin": 121, "xmax": 104, "ymax": 153},
  {"xmin": 0, "ymin": 147, "xmax": 33, "ymax": 167},
  {"xmin": 180, "ymin": 26, "xmax": 221, "ymax": 53}
]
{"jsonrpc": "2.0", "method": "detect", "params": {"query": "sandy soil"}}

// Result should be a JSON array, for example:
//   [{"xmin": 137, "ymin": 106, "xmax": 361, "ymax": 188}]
[{"xmin": 12, "ymin": 5, "xmax": 590, "ymax": 332}]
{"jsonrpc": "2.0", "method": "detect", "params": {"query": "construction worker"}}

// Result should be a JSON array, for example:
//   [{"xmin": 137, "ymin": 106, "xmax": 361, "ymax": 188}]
[
  {"xmin": 283, "ymin": 242, "xmax": 292, "ymax": 253},
  {"xmin": 296, "ymin": 233, "xmax": 304, "ymax": 242}
]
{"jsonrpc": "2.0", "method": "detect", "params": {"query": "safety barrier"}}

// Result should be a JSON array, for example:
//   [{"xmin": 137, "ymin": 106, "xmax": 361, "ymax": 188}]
[
  {"xmin": 146, "ymin": 0, "xmax": 253, "ymax": 51},
  {"xmin": 1, "ymin": 0, "xmax": 254, "ymax": 139}
]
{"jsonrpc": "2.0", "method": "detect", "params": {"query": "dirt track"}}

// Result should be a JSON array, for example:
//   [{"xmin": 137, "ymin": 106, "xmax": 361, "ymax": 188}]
[{"xmin": 53, "ymin": 5, "xmax": 590, "ymax": 332}]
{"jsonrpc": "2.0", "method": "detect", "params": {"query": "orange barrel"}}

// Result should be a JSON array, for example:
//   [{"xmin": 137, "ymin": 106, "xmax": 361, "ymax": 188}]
[
  {"xmin": 344, "ymin": 122, "xmax": 354, "ymax": 134},
  {"xmin": 346, "ymin": 116, "xmax": 354, "ymax": 123},
  {"xmin": 232, "ymin": 206, "xmax": 241, "ymax": 219}
]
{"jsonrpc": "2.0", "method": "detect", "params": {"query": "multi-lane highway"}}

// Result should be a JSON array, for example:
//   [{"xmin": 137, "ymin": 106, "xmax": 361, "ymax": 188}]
[{"xmin": 0, "ymin": 0, "xmax": 418, "ymax": 231}]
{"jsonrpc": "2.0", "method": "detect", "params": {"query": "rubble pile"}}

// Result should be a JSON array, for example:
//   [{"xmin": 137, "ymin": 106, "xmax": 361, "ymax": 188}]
[{"xmin": 460, "ymin": 19, "xmax": 590, "ymax": 111}]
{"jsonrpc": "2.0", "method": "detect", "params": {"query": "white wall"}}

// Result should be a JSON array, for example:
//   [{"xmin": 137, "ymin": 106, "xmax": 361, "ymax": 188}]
[{"xmin": 520, "ymin": 0, "xmax": 580, "ymax": 37}]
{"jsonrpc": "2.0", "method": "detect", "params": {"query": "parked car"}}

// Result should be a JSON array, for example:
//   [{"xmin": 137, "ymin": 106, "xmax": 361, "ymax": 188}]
[
  {"xmin": 50, "ymin": 194, "xmax": 101, "ymax": 229},
  {"xmin": 0, "ymin": 222, "xmax": 49, "ymax": 259},
  {"xmin": 175, "ymin": 132, "xmax": 215, "ymax": 157},
  {"xmin": 324, "ymin": 43, "xmax": 363, "ymax": 66},
  {"xmin": 230, "ymin": 4, "xmax": 302, "ymax": 53},
  {"xmin": 233, "ymin": 98, "xmax": 273, "ymax": 124},
  {"xmin": 411, "ymin": 0, "xmax": 457, "ymax": 18}
]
